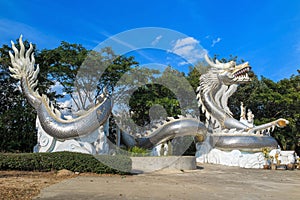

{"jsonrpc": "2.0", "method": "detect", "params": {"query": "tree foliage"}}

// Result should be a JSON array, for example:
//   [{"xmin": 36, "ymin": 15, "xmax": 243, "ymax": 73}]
[{"xmin": 128, "ymin": 66, "xmax": 199, "ymax": 127}]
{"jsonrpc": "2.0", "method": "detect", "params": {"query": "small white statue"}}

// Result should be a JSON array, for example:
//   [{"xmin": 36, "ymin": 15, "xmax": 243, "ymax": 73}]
[
  {"xmin": 247, "ymin": 109, "xmax": 254, "ymax": 126},
  {"xmin": 239, "ymin": 102, "xmax": 254, "ymax": 127},
  {"xmin": 240, "ymin": 102, "xmax": 246, "ymax": 120},
  {"xmin": 163, "ymin": 143, "xmax": 168, "ymax": 156}
]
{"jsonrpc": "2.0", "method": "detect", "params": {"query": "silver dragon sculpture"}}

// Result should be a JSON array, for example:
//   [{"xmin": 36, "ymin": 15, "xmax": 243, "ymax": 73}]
[
  {"xmin": 198, "ymin": 55, "xmax": 288, "ymax": 152},
  {"xmin": 9, "ymin": 36, "xmax": 288, "ymax": 153}
]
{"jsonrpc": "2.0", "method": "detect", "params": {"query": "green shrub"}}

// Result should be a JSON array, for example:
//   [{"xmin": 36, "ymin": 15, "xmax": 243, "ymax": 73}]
[
  {"xmin": 112, "ymin": 146, "xmax": 151, "ymax": 157},
  {"xmin": 0, "ymin": 152, "xmax": 131, "ymax": 174},
  {"xmin": 128, "ymin": 146, "xmax": 150, "ymax": 157}
]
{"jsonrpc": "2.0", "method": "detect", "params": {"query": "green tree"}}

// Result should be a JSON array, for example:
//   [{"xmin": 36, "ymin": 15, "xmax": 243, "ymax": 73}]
[
  {"xmin": 129, "ymin": 84, "xmax": 181, "ymax": 126},
  {"xmin": 186, "ymin": 61, "xmax": 210, "ymax": 91},
  {"xmin": 128, "ymin": 66, "xmax": 199, "ymax": 127},
  {"xmin": 231, "ymin": 72, "xmax": 300, "ymax": 153},
  {"xmin": 44, "ymin": 43, "xmax": 139, "ymax": 111},
  {"xmin": 40, "ymin": 42, "xmax": 89, "ymax": 110}
]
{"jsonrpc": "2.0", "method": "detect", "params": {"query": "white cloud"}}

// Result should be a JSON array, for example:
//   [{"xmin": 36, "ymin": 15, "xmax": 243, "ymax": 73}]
[
  {"xmin": 178, "ymin": 61, "xmax": 189, "ymax": 66},
  {"xmin": 169, "ymin": 37, "xmax": 207, "ymax": 65},
  {"xmin": 50, "ymin": 81, "xmax": 64, "ymax": 94},
  {"xmin": 58, "ymin": 99, "xmax": 72, "ymax": 109},
  {"xmin": 173, "ymin": 37, "xmax": 199, "ymax": 49},
  {"xmin": 211, "ymin": 37, "xmax": 221, "ymax": 47},
  {"xmin": 151, "ymin": 35, "xmax": 163, "ymax": 46}
]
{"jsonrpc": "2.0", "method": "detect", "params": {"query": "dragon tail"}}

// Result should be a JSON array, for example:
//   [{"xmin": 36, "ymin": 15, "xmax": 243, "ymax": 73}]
[{"xmin": 9, "ymin": 35, "xmax": 42, "ymax": 108}]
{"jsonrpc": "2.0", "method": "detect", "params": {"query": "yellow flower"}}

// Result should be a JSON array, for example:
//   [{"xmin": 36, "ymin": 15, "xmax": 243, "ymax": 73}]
[{"xmin": 262, "ymin": 147, "xmax": 270, "ymax": 158}]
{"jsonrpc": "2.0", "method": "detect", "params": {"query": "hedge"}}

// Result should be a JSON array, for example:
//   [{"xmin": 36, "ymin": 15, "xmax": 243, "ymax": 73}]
[{"xmin": 0, "ymin": 151, "xmax": 131, "ymax": 174}]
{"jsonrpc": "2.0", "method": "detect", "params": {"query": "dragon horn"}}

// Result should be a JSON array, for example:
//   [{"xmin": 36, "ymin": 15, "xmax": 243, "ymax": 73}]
[{"xmin": 204, "ymin": 54, "xmax": 223, "ymax": 69}]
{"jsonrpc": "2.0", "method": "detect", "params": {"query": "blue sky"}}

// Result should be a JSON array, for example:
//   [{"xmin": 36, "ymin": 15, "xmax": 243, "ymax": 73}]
[{"xmin": 1, "ymin": 0, "xmax": 300, "ymax": 81}]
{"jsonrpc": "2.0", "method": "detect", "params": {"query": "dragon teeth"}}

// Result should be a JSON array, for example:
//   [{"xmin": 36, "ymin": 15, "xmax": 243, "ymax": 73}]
[{"xmin": 234, "ymin": 67, "xmax": 250, "ymax": 77}]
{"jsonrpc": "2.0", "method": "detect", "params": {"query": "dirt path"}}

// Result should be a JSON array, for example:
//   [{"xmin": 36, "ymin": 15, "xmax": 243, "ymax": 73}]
[
  {"xmin": 0, "ymin": 170, "xmax": 76, "ymax": 200},
  {"xmin": 34, "ymin": 164, "xmax": 300, "ymax": 200},
  {"xmin": 0, "ymin": 170, "xmax": 123, "ymax": 200}
]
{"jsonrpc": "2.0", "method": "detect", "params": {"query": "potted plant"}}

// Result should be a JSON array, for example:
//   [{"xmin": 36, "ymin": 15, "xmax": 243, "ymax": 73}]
[{"xmin": 262, "ymin": 147, "xmax": 270, "ymax": 169}]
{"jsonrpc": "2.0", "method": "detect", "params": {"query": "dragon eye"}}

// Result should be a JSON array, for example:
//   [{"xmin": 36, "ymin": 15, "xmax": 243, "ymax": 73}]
[{"xmin": 248, "ymin": 71, "xmax": 254, "ymax": 77}]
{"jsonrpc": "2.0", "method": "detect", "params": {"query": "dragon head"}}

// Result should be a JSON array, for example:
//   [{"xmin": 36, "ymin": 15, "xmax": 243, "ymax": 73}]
[{"xmin": 205, "ymin": 54, "xmax": 253, "ymax": 85}]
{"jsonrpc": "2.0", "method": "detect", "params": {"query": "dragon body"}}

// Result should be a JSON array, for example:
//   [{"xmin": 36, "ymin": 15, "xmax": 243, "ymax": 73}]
[{"xmin": 122, "ymin": 116, "xmax": 206, "ymax": 149}]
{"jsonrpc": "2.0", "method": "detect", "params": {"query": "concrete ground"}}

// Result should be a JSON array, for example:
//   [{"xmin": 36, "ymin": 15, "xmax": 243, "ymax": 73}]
[{"xmin": 34, "ymin": 164, "xmax": 300, "ymax": 200}]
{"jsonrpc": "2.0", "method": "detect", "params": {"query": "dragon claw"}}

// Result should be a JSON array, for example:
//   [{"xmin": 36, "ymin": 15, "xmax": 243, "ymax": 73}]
[{"xmin": 276, "ymin": 118, "xmax": 289, "ymax": 127}]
